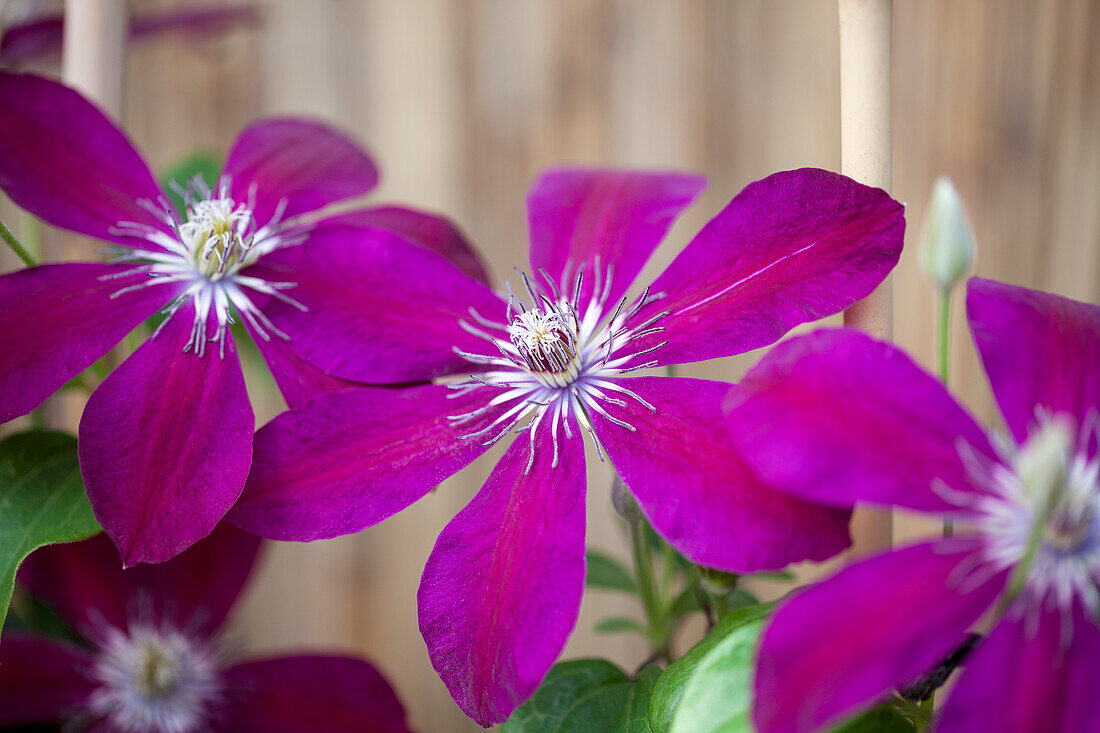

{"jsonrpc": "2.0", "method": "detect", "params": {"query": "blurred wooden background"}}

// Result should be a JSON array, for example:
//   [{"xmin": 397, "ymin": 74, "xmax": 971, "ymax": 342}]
[{"xmin": 2, "ymin": 0, "xmax": 1098, "ymax": 730}]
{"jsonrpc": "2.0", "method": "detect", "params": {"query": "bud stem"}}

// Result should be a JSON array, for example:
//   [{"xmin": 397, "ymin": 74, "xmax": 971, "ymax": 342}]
[
  {"xmin": 938, "ymin": 288, "xmax": 954, "ymax": 539},
  {"xmin": 0, "ymin": 217, "xmax": 36, "ymax": 267}
]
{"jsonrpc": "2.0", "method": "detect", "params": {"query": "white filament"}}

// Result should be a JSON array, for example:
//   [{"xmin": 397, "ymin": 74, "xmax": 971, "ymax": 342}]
[
  {"xmin": 450, "ymin": 263, "xmax": 665, "ymax": 472},
  {"xmin": 104, "ymin": 175, "xmax": 307, "ymax": 358}
]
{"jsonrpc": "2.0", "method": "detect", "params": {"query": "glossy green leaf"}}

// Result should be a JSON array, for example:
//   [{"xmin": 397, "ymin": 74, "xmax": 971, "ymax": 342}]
[
  {"xmin": 615, "ymin": 664, "xmax": 662, "ymax": 733},
  {"xmin": 504, "ymin": 659, "xmax": 662, "ymax": 733},
  {"xmin": 830, "ymin": 704, "xmax": 917, "ymax": 732},
  {"xmin": 160, "ymin": 151, "xmax": 224, "ymax": 217},
  {"xmin": 595, "ymin": 616, "xmax": 645, "ymax": 635},
  {"xmin": 0, "ymin": 432, "xmax": 101, "ymax": 632},
  {"xmin": 649, "ymin": 603, "xmax": 774, "ymax": 733},
  {"xmin": 587, "ymin": 550, "xmax": 637, "ymax": 593}
]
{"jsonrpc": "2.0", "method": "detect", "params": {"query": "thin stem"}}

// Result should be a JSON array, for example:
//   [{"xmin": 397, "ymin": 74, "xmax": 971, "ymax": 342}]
[
  {"xmin": 937, "ymin": 289, "xmax": 951, "ymax": 386},
  {"xmin": 938, "ymin": 288, "xmax": 954, "ymax": 537},
  {"xmin": 17, "ymin": 210, "xmax": 42, "ymax": 259},
  {"xmin": 0, "ymin": 217, "xmax": 36, "ymax": 267},
  {"xmin": 630, "ymin": 516, "xmax": 671, "ymax": 662}
]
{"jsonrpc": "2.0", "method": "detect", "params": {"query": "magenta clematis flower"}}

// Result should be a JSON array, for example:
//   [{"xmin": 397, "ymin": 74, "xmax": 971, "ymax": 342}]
[
  {"xmin": 0, "ymin": 524, "xmax": 414, "ymax": 732},
  {"xmin": 0, "ymin": 71, "xmax": 487, "ymax": 565},
  {"xmin": 227, "ymin": 167, "xmax": 905, "ymax": 725},
  {"xmin": 725, "ymin": 278, "xmax": 1100, "ymax": 732}
]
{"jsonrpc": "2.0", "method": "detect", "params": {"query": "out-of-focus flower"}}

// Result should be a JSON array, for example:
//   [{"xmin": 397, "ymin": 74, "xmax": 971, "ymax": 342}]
[
  {"xmin": 0, "ymin": 524, "xmax": 415, "ymax": 733},
  {"xmin": 0, "ymin": 71, "xmax": 486, "ymax": 565},
  {"xmin": 229, "ymin": 166, "xmax": 906, "ymax": 724},
  {"xmin": 0, "ymin": 2, "xmax": 262, "ymax": 67},
  {"xmin": 726, "ymin": 279, "xmax": 1100, "ymax": 732},
  {"xmin": 918, "ymin": 176, "xmax": 975, "ymax": 290}
]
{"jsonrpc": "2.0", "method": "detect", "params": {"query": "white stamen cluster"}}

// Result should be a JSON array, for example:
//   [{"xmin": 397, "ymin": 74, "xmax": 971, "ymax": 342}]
[
  {"xmin": 949, "ymin": 410, "xmax": 1100, "ymax": 631},
  {"xmin": 88, "ymin": 623, "xmax": 221, "ymax": 733},
  {"xmin": 509, "ymin": 306, "xmax": 581, "ymax": 388},
  {"xmin": 449, "ymin": 263, "xmax": 669, "ymax": 472},
  {"xmin": 178, "ymin": 197, "xmax": 252, "ymax": 280},
  {"xmin": 105, "ymin": 175, "xmax": 308, "ymax": 358}
]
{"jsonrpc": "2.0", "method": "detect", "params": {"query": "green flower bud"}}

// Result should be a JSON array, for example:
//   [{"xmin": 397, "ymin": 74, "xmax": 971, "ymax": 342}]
[{"xmin": 918, "ymin": 177, "xmax": 976, "ymax": 290}]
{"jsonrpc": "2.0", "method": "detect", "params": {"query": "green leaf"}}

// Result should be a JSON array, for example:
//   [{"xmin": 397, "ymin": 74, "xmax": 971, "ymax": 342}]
[
  {"xmin": 614, "ymin": 664, "xmax": 662, "ymax": 733},
  {"xmin": 0, "ymin": 432, "xmax": 101, "ymax": 632},
  {"xmin": 829, "ymin": 704, "xmax": 917, "ymax": 732},
  {"xmin": 160, "ymin": 151, "xmax": 224, "ymax": 217},
  {"xmin": 721, "ymin": 588, "xmax": 761, "ymax": 613},
  {"xmin": 503, "ymin": 659, "xmax": 631, "ymax": 733},
  {"xmin": 649, "ymin": 603, "xmax": 773, "ymax": 733},
  {"xmin": 587, "ymin": 550, "xmax": 637, "ymax": 593},
  {"xmin": 669, "ymin": 586, "xmax": 701, "ymax": 617},
  {"xmin": 668, "ymin": 615, "xmax": 767, "ymax": 733},
  {"xmin": 595, "ymin": 616, "xmax": 645, "ymax": 635},
  {"xmin": 503, "ymin": 659, "xmax": 663, "ymax": 733}
]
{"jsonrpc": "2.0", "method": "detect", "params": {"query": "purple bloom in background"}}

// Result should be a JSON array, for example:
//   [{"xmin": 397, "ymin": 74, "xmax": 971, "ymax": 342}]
[
  {"xmin": 229, "ymin": 167, "xmax": 905, "ymax": 724},
  {"xmin": 0, "ymin": 524, "xmax": 414, "ymax": 733},
  {"xmin": 0, "ymin": 71, "xmax": 487, "ymax": 565},
  {"xmin": 0, "ymin": 1, "xmax": 261, "ymax": 66},
  {"xmin": 726, "ymin": 278, "xmax": 1100, "ymax": 732}
]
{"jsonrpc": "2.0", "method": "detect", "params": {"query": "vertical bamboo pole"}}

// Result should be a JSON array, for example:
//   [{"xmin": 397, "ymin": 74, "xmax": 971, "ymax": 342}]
[
  {"xmin": 42, "ymin": 0, "xmax": 128, "ymax": 429},
  {"xmin": 839, "ymin": 0, "xmax": 893, "ymax": 554},
  {"xmin": 62, "ymin": 0, "xmax": 127, "ymax": 115}
]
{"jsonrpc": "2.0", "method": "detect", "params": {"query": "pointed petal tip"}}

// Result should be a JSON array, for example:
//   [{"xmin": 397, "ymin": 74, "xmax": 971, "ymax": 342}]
[{"xmin": 418, "ymin": 421, "xmax": 587, "ymax": 726}]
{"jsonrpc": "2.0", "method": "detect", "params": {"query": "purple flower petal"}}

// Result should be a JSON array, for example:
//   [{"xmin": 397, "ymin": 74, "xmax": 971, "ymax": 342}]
[
  {"xmin": 241, "ymin": 314, "xmax": 360, "ymax": 409},
  {"xmin": 19, "ymin": 524, "xmax": 261, "ymax": 634},
  {"xmin": 726, "ymin": 328, "xmax": 1001, "ymax": 514},
  {"xmin": 218, "ymin": 655, "xmax": 413, "ymax": 733},
  {"xmin": 78, "ymin": 305, "xmax": 254, "ymax": 566},
  {"xmin": 0, "ymin": 633, "xmax": 94, "ymax": 726},
  {"xmin": 938, "ymin": 601, "xmax": 1100, "ymax": 733},
  {"xmin": 753, "ymin": 539, "xmax": 1007, "ymax": 733},
  {"xmin": 594, "ymin": 375, "xmax": 851, "ymax": 571},
  {"xmin": 527, "ymin": 168, "xmax": 705, "ymax": 318},
  {"xmin": 223, "ymin": 118, "xmax": 379, "ymax": 229},
  {"xmin": 129, "ymin": 4, "xmax": 262, "ymax": 41},
  {"xmin": 419, "ymin": 420, "xmax": 587, "ymax": 726},
  {"xmin": 0, "ymin": 262, "xmax": 179, "ymax": 423},
  {"xmin": 242, "ymin": 225, "xmax": 506, "ymax": 384},
  {"xmin": 0, "ymin": 16, "xmax": 63, "ymax": 65},
  {"xmin": 320, "ymin": 205, "xmax": 491, "ymax": 284},
  {"xmin": 231, "ymin": 384, "xmax": 503, "ymax": 541},
  {"xmin": 0, "ymin": 5, "xmax": 261, "ymax": 65},
  {"xmin": 0, "ymin": 72, "xmax": 173, "ymax": 247},
  {"xmin": 622, "ymin": 168, "xmax": 904, "ymax": 367},
  {"xmin": 967, "ymin": 278, "xmax": 1100, "ymax": 447}
]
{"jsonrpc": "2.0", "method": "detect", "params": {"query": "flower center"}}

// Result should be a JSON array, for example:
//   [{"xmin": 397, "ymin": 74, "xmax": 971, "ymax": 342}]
[
  {"xmin": 509, "ymin": 307, "xmax": 582, "ymax": 388},
  {"xmin": 89, "ymin": 624, "xmax": 220, "ymax": 733},
  {"xmin": 448, "ymin": 265, "xmax": 666, "ymax": 470},
  {"xmin": 958, "ymin": 412, "xmax": 1100, "ymax": 618},
  {"xmin": 1014, "ymin": 417, "xmax": 1099, "ymax": 557},
  {"xmin": 105, "ymin": 175, "xmax": 308, "ymax": 358},
  {"xmin": 179, "ymin": 197, "xmax": 255, "ymax": 280}
]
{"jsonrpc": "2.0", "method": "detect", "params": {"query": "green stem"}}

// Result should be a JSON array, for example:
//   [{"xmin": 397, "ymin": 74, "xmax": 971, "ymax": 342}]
[
  {"xmin": 938, "ymin": 288, "xmax": 955, "ymax": 538},
  {"xmin": 0, "ymin": 217, "xmax": 36, "ymax": 267},
  {"xmin": 630, "ymin": 515, "xmax": 671, "ymax": 662},
  {"xmin": 937, "ymin": 289, "xmax": 951, "ymax": 386}
]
